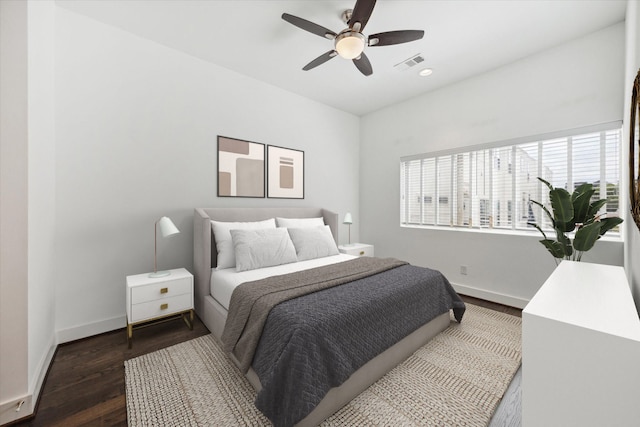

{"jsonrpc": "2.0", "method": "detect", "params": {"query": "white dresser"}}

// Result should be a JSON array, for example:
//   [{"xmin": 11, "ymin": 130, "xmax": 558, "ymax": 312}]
[
  {"xmin": 522, "ymin": 261, "xmax": 640, "ymax": 427},
  {"xmin": 126, "ymin": 267, "xmax": 194, "ymax": 348}
]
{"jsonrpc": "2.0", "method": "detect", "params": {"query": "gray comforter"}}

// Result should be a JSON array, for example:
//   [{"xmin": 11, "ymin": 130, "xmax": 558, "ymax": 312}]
[
  {"xmin": 224, "ymin": 258, "xmax": 465, "ymax": 427},
  {"xmin": 222, "ymin": 257, "xmax": 409, "ymax": 372}
]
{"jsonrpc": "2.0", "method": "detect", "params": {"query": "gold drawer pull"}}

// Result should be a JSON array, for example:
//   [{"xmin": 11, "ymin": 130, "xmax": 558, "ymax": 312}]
[
  {"xmin": 160, "ymin": 303, "xmax": 168, "ymax": 310},
  {"xmin": 160, "ymin": 287, "xmax": 168, "ymax": 294},
  {"xmin": 359, "ymin": 251, "xmax": 365, "ymax": 255}
]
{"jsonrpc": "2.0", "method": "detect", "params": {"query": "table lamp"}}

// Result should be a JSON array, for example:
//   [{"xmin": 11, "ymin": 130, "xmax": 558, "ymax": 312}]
[
  {"xmin": 343, "ymin": 212, "xmax": 353, "ymax": 246},
  {"xmin": 150, "ymin": 216, "xmax": 179, "ymax": 278}
]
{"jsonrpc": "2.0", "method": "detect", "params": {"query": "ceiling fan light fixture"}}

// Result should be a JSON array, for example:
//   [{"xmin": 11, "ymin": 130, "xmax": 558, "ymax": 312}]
[
  {"xmin": 335, "ymin": 31, "xmax": 366, "ymax": 59},
  {"xmin": 282, "ymin": 2, "xmax": 425, "ymax": 76}
]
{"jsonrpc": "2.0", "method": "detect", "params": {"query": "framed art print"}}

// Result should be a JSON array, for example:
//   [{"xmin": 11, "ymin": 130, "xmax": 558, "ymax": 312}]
[
  {"xmin": 217, "ymin": 136, "xmax": 265, "ymax": 198},
  {"xmin": 267, "ymin": 145, "xmax": 304, "ymax": 199}
]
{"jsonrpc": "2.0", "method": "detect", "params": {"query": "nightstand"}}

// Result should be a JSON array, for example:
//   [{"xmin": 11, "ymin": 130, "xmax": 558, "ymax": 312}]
[
  {"xmin": 126, "ymin": 267, "xmax": 194, "ymax": 348},
  {"xmin": 338, "ymin": 243, "xmax": 374, "ymax": 257}
]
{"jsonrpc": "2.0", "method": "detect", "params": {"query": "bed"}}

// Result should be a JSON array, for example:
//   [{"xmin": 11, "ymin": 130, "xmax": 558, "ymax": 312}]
[{"xmin": 193, "ymin": 207, "xmax": 465, "ymax": 427}]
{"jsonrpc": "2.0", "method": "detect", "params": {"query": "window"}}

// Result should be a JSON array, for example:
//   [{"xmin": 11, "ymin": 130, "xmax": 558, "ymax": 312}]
[
  {"xmin": 400, "ymin": 123, "xmax": 621, "ymax": 234},
  {"xmin": 479, "ymin": 199, "xmax": 490, "ymax": 227}
]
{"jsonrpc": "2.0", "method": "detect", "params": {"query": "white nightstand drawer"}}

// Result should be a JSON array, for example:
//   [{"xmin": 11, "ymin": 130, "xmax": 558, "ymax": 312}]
[
  {"xmin": 339, "ymin": 243, "xmax": 374, "ymax": 257},
  {"xmin": 130, "ymin": 293, "xmax": 192, "ymax": 323},
  {"xmin": 126, "ymin": 268, "xmax": 194, "ymax": 348},
  {"xmin": 130, "ymin": 276, "xmax": 191, "ymax": 304}
]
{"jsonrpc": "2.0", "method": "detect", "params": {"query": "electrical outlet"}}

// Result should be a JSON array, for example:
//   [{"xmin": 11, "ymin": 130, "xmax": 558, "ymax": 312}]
[{"xmin": 460, "ymin": 265, "xmax": 468, "ymax": 275}]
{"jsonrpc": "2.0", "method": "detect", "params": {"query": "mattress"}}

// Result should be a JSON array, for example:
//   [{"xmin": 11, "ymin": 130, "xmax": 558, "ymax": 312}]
[{"xmin": 210, "ymin": 253, "xmax": 356, "ymax": 310}]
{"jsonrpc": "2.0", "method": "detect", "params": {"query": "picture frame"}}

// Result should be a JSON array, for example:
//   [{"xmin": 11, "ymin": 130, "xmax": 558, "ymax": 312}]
[
  {"xmin": 217, "ymin": 136, "xmax": 265, "ymax": 198},
  {"xmin": 630, "ymin": 69, "xmax": 640, "ymax": 231},
  {"xmin": 267, "ymin": 145, "xmax": 305, "ymax": 199}
]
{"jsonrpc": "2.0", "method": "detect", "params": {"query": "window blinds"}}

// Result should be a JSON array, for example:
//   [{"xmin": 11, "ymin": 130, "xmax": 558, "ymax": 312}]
[{"xmin": 400, "ymin": 125, "xmax": 621, "ymax": 233}]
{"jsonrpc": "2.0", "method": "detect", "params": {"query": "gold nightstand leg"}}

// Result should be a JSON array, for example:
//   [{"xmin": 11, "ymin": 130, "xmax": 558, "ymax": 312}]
[
  {"xmin": 182, "ymin": 309, "xmax": 194, "ymax": 330},
  {"xmin": 127, "ymin": 323, "xmax": 133, "ymax": 349}
]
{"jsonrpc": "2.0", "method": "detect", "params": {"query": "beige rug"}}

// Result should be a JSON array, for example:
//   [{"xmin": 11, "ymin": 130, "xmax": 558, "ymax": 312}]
[{"xmin": 125, "ymin": 304, "xmax": 521, "ymax": 426}]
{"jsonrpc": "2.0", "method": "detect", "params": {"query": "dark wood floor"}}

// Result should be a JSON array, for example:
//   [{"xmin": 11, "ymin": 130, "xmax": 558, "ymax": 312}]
[
  {"xmin": 461, "ymin": 295, "xmax": 522, "ymax": 317},
  {"xmin": 12, "ymin": 316, "xmax": 210, "ymax": 427},
  {"xmin": 11, "ymin": 296, "xmax": 520, "ymax": 427}
]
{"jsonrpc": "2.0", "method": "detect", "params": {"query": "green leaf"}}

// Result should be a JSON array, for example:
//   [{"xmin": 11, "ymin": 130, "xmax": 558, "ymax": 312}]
[
  {"xmin": 573, "ymin": 222, "xmax": 602, "ymax": 252},
  {"xmin": 549, "ymin": 188, "xmax": 574, "ymax": 232},
  {"xmin": 571, "ymin": 184, "xmax": 595, "ymax": 225},
  {"xmin": 587, "ymin": 199, "xmax": 607, "ymax": 219},
  {"xmin": 555, "ymin": 230, "xmax": 573, "ymax": 258},
  {"xmin": 527, "ymin": 222, "xmax": 548, "ymax": 240},
  {"xmin": 539, "ymin": 239, "xmax": 565, "ymax": 258},
  {"xmin": 598, "ymin": 217, "xmax": 623, "ymax": 235},
  {"xmin": 538, "ymin": 177, "xmax": 553, "ymax": 191},
  {"xmin": 530, "ymin": 199, "xmax": 555, "ymax": 227},
  {"xmin": 572, "ymin": 182, "xmax": 593, "ymax": 198}
]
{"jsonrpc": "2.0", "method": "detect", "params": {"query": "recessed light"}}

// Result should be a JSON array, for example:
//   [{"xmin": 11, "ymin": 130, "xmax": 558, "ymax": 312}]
[{"xmin": 419, "ymin": 68, "xmax": 433, "ymax": 77}]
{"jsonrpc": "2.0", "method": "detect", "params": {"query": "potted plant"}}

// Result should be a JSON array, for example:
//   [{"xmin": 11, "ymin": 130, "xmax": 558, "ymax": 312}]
[{"xmin": 528, "ymin": 177, "xmax": 623, "ymax": 264}]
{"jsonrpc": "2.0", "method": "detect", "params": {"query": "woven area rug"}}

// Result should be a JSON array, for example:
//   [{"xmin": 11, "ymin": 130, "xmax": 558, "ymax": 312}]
[{"xmin": 125, "ymin": 304, "xmax": 521, "ymax": 426}]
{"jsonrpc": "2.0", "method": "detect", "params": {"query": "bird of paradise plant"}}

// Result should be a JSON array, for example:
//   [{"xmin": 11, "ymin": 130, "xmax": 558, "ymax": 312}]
[{"xmin": 528, "ymin": 177, "xmax": 623, "ymax": 264}]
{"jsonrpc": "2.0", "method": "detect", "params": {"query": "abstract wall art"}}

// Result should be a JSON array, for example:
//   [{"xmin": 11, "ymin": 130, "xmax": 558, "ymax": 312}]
[
  {"xmin": 267, "ymin": 145, "xmax": 304, "ymax": 199},
  {"xmin": 217, "ymin": 136, "xmax": 265, "ymax": 198}
]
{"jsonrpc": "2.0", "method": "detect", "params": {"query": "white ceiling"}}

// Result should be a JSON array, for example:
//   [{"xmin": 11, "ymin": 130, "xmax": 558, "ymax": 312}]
[{"xmin": 56, "ymin": 0, "xmax": 627, "ymax": 116}]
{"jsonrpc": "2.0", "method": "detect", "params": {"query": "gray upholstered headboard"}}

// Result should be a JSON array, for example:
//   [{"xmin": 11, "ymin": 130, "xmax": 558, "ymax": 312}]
[{"xmin": 193, "ymin": 207, "xmax": 339, "ymax": 316}]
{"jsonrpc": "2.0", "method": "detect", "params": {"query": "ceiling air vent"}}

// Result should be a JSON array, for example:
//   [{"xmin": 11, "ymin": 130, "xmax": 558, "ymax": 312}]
[{"xmin": 394, "ymin": 54, "xmax": 425, "ymax": 71}]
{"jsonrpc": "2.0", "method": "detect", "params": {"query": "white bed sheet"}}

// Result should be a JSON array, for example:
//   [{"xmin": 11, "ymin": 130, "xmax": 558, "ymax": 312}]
[{"xmin": 210, "ymin": 253, "xmax": 357, "ymax": 310}]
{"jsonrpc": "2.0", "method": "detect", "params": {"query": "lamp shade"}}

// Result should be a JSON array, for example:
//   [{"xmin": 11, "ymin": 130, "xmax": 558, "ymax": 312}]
[
  {"xmin": 343, "ymin": 213, "xmax": 353, "ymax": 224},
  {"xmin": 158, "ymin": 216, "xmax": 179, "ymax": 237},
  {"xmin": 149, "ymin": 216, "xmax": 180, "ymax": 278},
  {"xmin": 335, "ymin": 31, "xmax": 366, "ymax": 59}
]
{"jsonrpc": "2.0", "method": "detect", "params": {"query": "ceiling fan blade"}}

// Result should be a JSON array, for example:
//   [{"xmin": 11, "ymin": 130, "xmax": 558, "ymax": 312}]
[
  {"xmin": 349, "ymin": 0, "xmax": 376, "ymax": 32},
  {"xmin": 352, "ymin": 52, "xmax": 373, "ymax": 76},
  {"xmin": 368, "ymin": 30, "xmax": 425, "ymax": 47},
  {"xmin": 303, "ymin": 50, "xmax": 338, "ymax": 71},
  {"xmin": 282, "ymin": 13, "xmax": 337, "ymax": 40}
]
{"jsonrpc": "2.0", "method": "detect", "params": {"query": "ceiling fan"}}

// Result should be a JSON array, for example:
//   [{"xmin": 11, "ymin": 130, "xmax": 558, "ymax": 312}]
[{"xmin": 282, "ymin": 0, "xmax": 424, "ymax": 76}]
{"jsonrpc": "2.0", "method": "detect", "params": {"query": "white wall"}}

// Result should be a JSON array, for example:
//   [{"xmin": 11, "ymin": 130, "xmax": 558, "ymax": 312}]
[
  {"xmin": 625, "ymin": 0, "xmax": 640, "ymax": 312},
  {"xmin": 0, "ymin": 1, "xmax": 30, "ymax": 422},
  {"xmin": 0, "ymin": 1, "xmax": 56, "ymax": 422},
  {"xmin": 53, "ymin": 7, "xmax": 360, "ymax": 341},
  {"xmin": 360, "ymin": 23, "xmax": 625, "ymax": 307},
  {"xmin": 27, "ymin": 0, "xmax": 57, "ymax": 400}
]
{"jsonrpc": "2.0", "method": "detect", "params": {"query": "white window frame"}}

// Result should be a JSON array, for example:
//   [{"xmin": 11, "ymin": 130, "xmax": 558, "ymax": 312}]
[{"xmin": 400, "ymin": 122, "xmax": 622, "ymax": 236}]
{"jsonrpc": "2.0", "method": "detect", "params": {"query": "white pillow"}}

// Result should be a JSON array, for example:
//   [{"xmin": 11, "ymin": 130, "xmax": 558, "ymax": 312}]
[
  {"xmin": 287, "ymin": 225, "xmax": 339, "ymax": 261},
  {"xmin": 230, "ymin": 228, "xmax": 298, "ymax": 272},
  {"xmin": 211, "ymin": 218, "xmax": 276, "ymax": 269},
  {"xmin": 275, "ymin": 217, "xmax": 324, "ymax": 228}
]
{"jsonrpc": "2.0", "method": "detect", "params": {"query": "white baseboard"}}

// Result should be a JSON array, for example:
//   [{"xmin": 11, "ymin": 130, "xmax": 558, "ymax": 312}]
[
  {"xmin": 451, "ymin": 282, "xmax": 530, "ymax": 309},
  {"xmin": 1, "ymin": 317, "xmax": 124, "ymax": 424},
  {"xmin": 56, "ymin": 315, "xmax": 126, "ymax": 344},
  {"xmin": 0, "ymin": 394, "xmax": 33, "ymax": 425},
  {"xmin": 0, "ymin": 334, "xmax": 56, "ymax": 425},
  {"xmin": 30, "ymin": 335, "xmax": 56, "ymax": 404}
]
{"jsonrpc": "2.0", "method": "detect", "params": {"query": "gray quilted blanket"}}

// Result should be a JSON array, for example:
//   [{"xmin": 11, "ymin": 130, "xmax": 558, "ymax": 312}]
[
  {"xmin": 222, "ymin": 257, "xmax": 409, "ymax": 372},
  {"xmin": 244, "ymin": 260, "xmax": 465, "ymax": 427}
]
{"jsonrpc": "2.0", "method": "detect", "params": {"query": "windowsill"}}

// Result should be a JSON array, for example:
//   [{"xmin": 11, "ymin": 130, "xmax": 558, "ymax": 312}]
[{"xmin": 399, "ymin": 223, "xmax": 623, "ymax": 242}]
